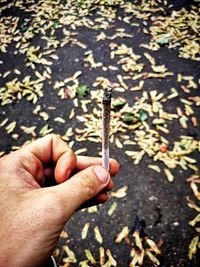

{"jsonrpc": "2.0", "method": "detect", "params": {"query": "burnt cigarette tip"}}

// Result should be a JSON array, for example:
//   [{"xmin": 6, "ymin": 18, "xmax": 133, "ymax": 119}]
[{"xmin": 103, "ymin": 88, "xmax": 112, "ymax": 104}]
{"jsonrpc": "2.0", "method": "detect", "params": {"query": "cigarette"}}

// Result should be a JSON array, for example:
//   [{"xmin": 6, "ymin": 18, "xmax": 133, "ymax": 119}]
[{"xmin": 102, "ymin": 88, "xmax": 112, "ymax": 171}]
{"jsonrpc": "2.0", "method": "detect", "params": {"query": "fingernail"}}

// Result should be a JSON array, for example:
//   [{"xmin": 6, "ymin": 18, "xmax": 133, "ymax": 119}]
[{"xmin": 93, "ymin": 166, "xmax": 109, "ymax": 184}]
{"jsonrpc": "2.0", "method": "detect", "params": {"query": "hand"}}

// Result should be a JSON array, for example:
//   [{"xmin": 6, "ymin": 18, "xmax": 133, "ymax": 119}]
[{"xmin": 0, "ymin": 134, "xmax": 119, "ymax": 267}]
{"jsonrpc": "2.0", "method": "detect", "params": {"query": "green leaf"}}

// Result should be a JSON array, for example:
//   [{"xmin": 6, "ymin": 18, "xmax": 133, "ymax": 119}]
[
  {"xmin": 112, "ymin": 98, "xmax": 126, "ymax": 109},
  {"xmin": 76, "ymin": 85, "xmax": 89, "ymax": 97},
  {"xmin": 51, "ymin": 20, "xmax": 59, "ymax": 29},
  {"xmin": 85, "ymin": 249, "xmax": 96, "ymax": 264},
  {"xmin": 155, "ymin": 34, "xmax": 170, "ymax": 45},
  {"xmin": 39, "ymin": 124, "xmax": 53, "ymax": 136},
  {"xmin": 138, "ymin": 109, "xmax": 148, "ymax": 121},
  {"xmin": 123, "ymin": 113, "xmax": 135, "ymax": 123}
]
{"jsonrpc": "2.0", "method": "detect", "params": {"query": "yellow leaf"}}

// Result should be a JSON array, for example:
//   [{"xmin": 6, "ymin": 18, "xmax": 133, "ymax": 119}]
[{"xmin": 94, "ymin": 226, "xmax": 103, "ymax": 244}]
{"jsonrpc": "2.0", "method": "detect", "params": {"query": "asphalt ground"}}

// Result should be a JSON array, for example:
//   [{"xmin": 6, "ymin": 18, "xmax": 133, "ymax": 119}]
[{"xmin": 0, "ymin": 1, "xmax": 200, "ymax": 266}]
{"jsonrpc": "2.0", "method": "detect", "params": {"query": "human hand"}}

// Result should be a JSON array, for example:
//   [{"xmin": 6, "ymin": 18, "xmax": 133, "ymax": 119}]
[{"xmin": 0, "ymin": 134, "xmax": 119, "ymax": 267}]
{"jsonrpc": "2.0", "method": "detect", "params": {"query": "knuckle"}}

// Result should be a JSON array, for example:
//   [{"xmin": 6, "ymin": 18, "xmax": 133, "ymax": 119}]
[
  {"xmin": 45, "ymin": 133, "xmax": 57, "ymax": 142},
  {"xmin": 48, "ymin": 133, "xmax": 62, "ymax": 145},
  {"xmin": 68, "ymin": 149, "xmax": 76, "ymax": 161},
  {"xmin": 49, "ymin": 133, "xmax": 58, "ymax": 139}
]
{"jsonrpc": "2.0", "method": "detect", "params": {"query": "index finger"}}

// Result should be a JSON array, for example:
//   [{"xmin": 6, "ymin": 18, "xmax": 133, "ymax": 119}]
[
  {"xmin": 76, "ymin": 156, "xmax": 119, "ymax": 176},
  {"xmin": 23, "ymin": 134, "xmax": 77, "ymax": 183}
]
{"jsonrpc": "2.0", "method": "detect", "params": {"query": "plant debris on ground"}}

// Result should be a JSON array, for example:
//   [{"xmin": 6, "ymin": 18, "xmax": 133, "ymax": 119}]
[{"xmin": 0, "ymin": 0, "xmax": 200, "ymax": 266}]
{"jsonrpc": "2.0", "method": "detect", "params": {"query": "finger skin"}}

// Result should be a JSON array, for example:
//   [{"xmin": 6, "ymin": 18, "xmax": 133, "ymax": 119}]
[
  {"xmin": 77, "ymin": 179, "xmax": 114, "ymax": 210},
  {"xmin": 76, "ymin": 156, "xmax": 119, "ymax": 176},
  {"xmin": 22, "ymin": 134, "xmax": 77, "ymax": 184},
  {"xmin": 0, "ymin": 134, "xmax": 119, "ymax": 267},
  {"xmin": 14, "ymin": 135, "xmax": 116, "ymax": 204},
  {"xmin": 49, "ymin": 165, "xmax": 111, "ymax": 221},
  {"xmin": 21, "ymin": 135, "xmax": 119, "ymax": 185}
]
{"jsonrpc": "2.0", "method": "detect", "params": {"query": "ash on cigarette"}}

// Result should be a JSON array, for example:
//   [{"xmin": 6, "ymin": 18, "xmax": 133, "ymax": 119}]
[{"xmin": 103, "ymin": 88, "xmax": 112, "ymax": 104}]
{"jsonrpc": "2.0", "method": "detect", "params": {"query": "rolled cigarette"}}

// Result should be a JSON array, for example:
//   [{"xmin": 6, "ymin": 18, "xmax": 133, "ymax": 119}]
[{"xmin": 102, "ymin": 88, "xmax": 112, "ymax": 171}]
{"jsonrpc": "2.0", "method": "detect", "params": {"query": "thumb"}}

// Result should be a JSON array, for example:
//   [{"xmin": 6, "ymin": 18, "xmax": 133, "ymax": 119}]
[{"xmin": 48, "ymin": 166, "xmax": 110, "ymax": 221}]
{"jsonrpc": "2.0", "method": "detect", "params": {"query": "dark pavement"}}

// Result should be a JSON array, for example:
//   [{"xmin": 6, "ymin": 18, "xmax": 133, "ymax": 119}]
[{"xmin": 0, "ymin": 1, "xmax": 200, "ymax": 266}]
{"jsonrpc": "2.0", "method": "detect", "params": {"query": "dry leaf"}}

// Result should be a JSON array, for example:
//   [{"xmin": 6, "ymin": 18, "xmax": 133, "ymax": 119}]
[
  {"xmin": 81, "ymin": 223, "xmax": 90, "ymax": 240},
  {"xmin": 94, "ymin": 226, "xmax": 103, "ymax": 244},
  {"xmin": 115, "ymin": 226, "xmax": 129, "ymax": 243},
  {"xmin": 111, "ymin": 186, "xmax": 128, "ymax": 198}
]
